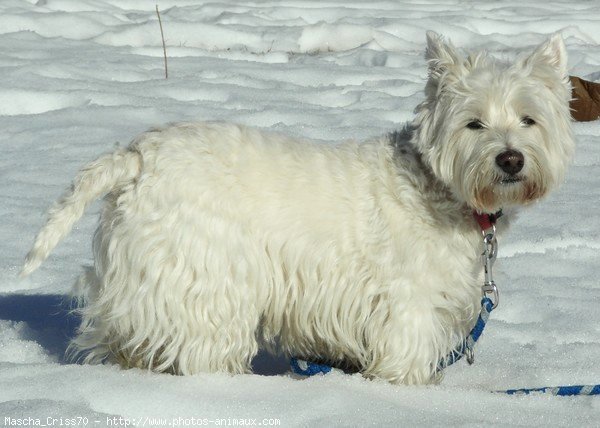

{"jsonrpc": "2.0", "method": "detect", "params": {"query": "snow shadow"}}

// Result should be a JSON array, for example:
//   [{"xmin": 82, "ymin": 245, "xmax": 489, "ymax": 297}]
[
  {"xmin": 252, "ymin": 350, "xmax": 290, "ymax": 376},
  {"xmin": 0, "ymin": 293, "xmax": 79, "ymax": 362},
  {"xmin": 0, "ymin": 293, "xmax": 290, "ymax": 374}
]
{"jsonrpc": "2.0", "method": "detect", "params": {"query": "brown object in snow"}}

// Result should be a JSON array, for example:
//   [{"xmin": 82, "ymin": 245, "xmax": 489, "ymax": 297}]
[{"xmin": 570, "ymin": 76, "xmax": 600, "ymax": 122}]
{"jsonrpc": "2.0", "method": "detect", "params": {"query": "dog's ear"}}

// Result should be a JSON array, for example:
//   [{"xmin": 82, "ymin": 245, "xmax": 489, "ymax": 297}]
[
  {"xmin": 425, "ymin": 31, "xmax": 462, "ymax": 78},
  {"xmin": 524, "ymin": 33, "xmax": 568, "ymax": 79}
]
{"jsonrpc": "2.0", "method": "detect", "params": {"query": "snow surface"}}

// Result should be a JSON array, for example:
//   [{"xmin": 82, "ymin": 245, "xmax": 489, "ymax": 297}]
[{"xmin": 1, "ymin": 0, "xmax": 600, "ymax": 426}]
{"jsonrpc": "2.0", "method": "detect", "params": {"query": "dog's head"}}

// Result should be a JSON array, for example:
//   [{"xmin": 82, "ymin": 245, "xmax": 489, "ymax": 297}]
[{"xmin": 412, "ymin": 32, "xmax": 574, "ymax": 213}]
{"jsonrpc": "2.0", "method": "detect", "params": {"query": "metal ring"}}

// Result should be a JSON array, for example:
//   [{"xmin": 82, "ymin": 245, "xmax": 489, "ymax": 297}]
[
  {"xmin": 482, "ymin": 282, "xmax": 499, "ymax": 309},
  {"xmin": 465, "ymin": 347, "xmax": 475, "ymax": 365}
]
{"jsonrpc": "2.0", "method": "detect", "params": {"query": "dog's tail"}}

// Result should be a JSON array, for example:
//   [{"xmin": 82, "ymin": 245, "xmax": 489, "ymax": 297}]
[{"xmin": 21, "ymin": 148, "xmax": 141, "ymax": 277}]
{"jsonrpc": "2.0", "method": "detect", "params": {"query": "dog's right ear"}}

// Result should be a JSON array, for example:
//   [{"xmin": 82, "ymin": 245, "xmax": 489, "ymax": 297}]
[
  {"xmin": 425, "ymin": 31, "xmax": 462, "ymax": 78},
  {"xmin": 523, "ymin": 33, "xmax": 569, "ymax": 80}
]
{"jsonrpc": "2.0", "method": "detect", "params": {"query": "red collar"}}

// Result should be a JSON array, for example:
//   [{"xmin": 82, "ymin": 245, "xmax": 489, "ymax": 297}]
[{"xmin": 473, "ymin": 209, "xmax": 503, "ymax": 231}]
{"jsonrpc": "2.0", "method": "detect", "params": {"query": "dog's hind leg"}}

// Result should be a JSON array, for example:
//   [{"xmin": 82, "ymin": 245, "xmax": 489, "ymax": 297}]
[{"xmin": 72, "ymin": 206, "xmax": 264, "ymax": 375}]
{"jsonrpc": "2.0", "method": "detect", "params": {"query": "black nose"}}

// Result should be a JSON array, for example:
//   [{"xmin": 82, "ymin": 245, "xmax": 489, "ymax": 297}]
[{"xmin": 495, "ymin": 150, "xmax": 524, "ymax": 175}]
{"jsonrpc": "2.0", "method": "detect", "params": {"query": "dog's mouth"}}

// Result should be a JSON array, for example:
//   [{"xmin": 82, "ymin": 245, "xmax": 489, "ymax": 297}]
[{"xmin": 499, "ymin": 176, "xmax": 524, "ymax": 185}]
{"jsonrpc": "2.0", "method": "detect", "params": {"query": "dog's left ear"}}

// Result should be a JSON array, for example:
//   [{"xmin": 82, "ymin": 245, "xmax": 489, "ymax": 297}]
[
  {"xmin": 425, "ymin": 31, "xmax": 462, "ymax": 78},
  {"xmin": 523, "ymin": 33, "xmax": 568, "ymax": 79}
]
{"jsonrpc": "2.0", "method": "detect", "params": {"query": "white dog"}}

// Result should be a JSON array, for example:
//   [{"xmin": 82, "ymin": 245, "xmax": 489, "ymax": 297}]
[{"xmin": 22, "ymin": 32, "xmax": 574, "ymax": 385}]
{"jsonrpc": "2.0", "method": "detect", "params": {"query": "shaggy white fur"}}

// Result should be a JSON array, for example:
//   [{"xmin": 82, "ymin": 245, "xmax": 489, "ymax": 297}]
[{"xmin": 22, "ymin": 32, "xmax": 574, "ymax": 385}]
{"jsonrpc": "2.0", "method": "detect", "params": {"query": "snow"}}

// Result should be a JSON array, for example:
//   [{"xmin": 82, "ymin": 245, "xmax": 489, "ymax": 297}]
[{"xmin": 1, "ymin": 0, "xmax": 600, "ymax": 425}]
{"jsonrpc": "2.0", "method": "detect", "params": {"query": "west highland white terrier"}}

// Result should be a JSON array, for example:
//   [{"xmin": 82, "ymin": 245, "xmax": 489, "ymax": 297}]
[{"xmin": 22, "ymin": 32, "xmax": 574, "ymax": 384}]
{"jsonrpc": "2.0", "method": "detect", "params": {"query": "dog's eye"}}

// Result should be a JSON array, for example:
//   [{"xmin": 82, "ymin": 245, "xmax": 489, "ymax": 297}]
[
  {"xmin": 466, "ymin": 120, "xmax": 484, "ymax": 130},
  {"xmin": 521, "ymin": 116, "xmax": 536, "ymax": 127}
]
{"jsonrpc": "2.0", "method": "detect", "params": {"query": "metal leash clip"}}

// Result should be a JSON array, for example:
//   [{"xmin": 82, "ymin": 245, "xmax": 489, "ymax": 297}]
[{"xmin": 481, "ymin": 225, "xmax": 499, "ymax": 309}]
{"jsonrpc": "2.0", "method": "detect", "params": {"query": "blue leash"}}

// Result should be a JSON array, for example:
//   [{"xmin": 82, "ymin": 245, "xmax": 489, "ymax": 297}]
[
  {"xmin": 290, "ymin": 296, "xmax": 600, "ymax": 396},
  {"xmin": 504, "ymin": 385, "xmax": 600, "ymax": 396},
  {"xmin": 439, "ymin": 297, "xmax": 494, "ymax": 369}
]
